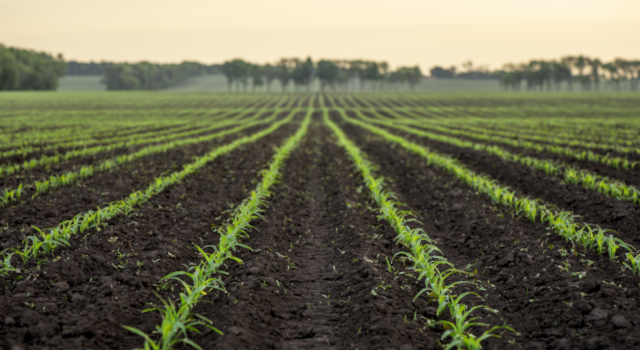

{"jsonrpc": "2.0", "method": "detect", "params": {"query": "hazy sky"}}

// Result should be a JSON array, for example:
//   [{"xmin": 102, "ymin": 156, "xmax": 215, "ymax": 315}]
[{"xmin": 2, "ymin": 0, "xmax": 639, "ymax": 70}]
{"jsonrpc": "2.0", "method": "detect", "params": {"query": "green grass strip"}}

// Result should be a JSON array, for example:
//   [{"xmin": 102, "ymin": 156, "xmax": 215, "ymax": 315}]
[
  {"xmin": 339, "ymin": 110, "xmax": 640, "ymax": 277},
  {"xmin": 325, "ymin": 110, "xmax": 512, "ymax": 349},
  {"xmin": 124, "ymin": 110, "xmax": 312, "ymax": 350},
  {"xmin": 0, "ymin": 111, "xmax": 297, "ymax": 276}
]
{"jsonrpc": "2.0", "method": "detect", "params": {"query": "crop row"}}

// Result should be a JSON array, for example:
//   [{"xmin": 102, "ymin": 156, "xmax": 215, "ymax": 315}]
[
  {"xmin": 339, "ymin": 110, "xmax": 640, "ymax": 275},
  {"xmin": 0, "ymin": 112, "xmax": 296, "ymax": 275},
  {"xmin": 443, "ymin": 115, "xmax": 640, "ymax": 140},
  {"xmin": 381, "ymin": 114, "xmax": 639, "ymax": 170},
  {"xmin": 0, "ymin": 104, "xmax": 299, "ymax": 152},
  {"xmin": 1, "ymin": 121, "xmax": 200, "ymax": 160},
  {"xmin": 0, "ymin": 109, "xmax": 283, "ymax": 206},
  {"xmin": 406, "ymin": 114, "xmax": 640, "ymax": 154},
  {"xmin": 354, "ymin": 110, "xmax": 640, "ymax": 206},
  {"xmin": 325, "ymin": 112, "xmax": 512, "ymax": 349},
  {"xmin": 441, "ymin": 118, "xmax": 640, "ymax": 148},
  {"xmin": 0, "ymin": 115, "xmax": 210, "ymax": 149},
  {"xmin": 0, "ymin": 106, "xmax": 259, "ymax": 154},
  {"xmin": 126, "ymin": 110, "xmax": 312, "ymax": 350},
  {"xmin": 0, "ymin": 109, "xmax": 265, "ymax": 179}
]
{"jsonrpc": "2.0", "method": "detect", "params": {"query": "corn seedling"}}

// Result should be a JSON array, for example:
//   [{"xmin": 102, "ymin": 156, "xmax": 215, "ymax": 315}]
[
  {"xmin": 342, "ymin": 112, "xmax": 638, "ymax": 269},
  {"xmin": 125, "ymin": 109, "xmax": 312, "ymax": 350},
  {"xmin": 325, "ymin": 111, "xmax": 512, "ymax": 350}
]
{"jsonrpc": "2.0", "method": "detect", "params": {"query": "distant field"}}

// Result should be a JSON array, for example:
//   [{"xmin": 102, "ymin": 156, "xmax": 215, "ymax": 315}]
[
  {"xmin": 57, "ymin": 76, "xmax": 105, "ymax": 91},
  {"xmin": 58, "ymin": 74, "xmax": 503, "ymax": 92},
  {"xmin": 165, "ymin": 74, "xmax": 230, "ymax": 91},
  {"xmin": 167, "ymin": 74, "xmax": 503, "ymax": 92}
]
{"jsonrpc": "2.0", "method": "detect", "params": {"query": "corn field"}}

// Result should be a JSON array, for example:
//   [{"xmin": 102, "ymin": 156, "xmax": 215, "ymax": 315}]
[{"xmin": 1, "ymin": 92, "xmax": 640, "ymax": 350}]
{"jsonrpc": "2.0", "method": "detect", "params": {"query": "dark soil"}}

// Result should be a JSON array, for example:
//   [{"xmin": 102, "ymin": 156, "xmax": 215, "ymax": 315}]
[
  {"xmin": 0, "ymin": 117, "xmax": 296, "ymax": 350},
  {"xmin": 352, "ymin": 97, "xmax": 378, "ymax": 108},
  {"xmin": 0, "ymin": 123, "xmax": 189, "ymax": 154},
  {"xmin": 5, "ymin": 108, "xmax": 640, "ymax": 350},
  {"xmin": 312, "ymin": 94, "xmax": 321, "ymax": 108},
  {"xmin": 187, "ymin": 119, "xmax": 440, "ymax": 350},
  {"xmin": 326, "ymin": 95, "xmax": 344, "ymax": 108},
  {"xmin": 339, "ymin": 115, "xmax": 640, "ymax": 350},
  {"xmin": 371, "ymin": 118, "xmax": 640, "ymax": 249},
  {"xmin": 0, "ymin": 123, "xmax": 221, "ymax": 167},
  {"xmin": 429, "ymin": 123, "xmax": 640, "ymax": 165},
  {"xmin": 0, "ymin": 117, "xmax": 298, "ymax": 251},
  {"xmin": 340, "ymin": 97, "xmax": 355, "ymax": 108},
  {"xmin": 0, "ymin": 120, "xmax": 254, "ymax": 190},
  {"xmin": 0, "ymin": 108, "xmax": 275, "ymax": 191},
  {"xmin": 300, "ymin": 95, "xmax": 311, "ymax": 108}
]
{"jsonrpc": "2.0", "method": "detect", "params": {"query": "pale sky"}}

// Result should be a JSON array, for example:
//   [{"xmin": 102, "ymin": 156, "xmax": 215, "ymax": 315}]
[{"xmin": 1, "ymin": 0, "xmax": 639, "ymax": 70}]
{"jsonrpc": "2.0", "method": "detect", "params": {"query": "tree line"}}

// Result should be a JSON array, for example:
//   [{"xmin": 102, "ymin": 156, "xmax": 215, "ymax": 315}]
[
  {"xmin": 429, "ymin": 61, "xmax": 494, "ymax": 80},
  {"xmin": 102, "ymin": 61, "xmax": 214, "ymax": 90},
  {"xmin": 0, "ymin": 44, "xmax": 66, "ymax": 91},
  {"xmin": 495, "ymin": 56, "xmax": 640, "ymax": 91},
  {"xmin": 221, "ymin": 58, "xmax": 423, "ymax": 92},
  {"xmin": 66, "ymin": 61, "xmax": 110, "ymax": 75},
  {"xmin": 3, "ymin": 43, "xmax": 640, "ymax": 92}
]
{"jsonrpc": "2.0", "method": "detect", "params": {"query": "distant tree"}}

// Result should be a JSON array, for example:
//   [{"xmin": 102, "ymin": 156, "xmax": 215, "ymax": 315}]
[
  {"xmin": 103, "ymin": 64, "xmax": 140, "ymax": 90},
  {"xmin": 336, "ymin": 66, "xmax": 350, "ymax": 91},
  {"xmin": 262, "ymin": 64, "xmax": 278, "ymax": 91},
  {"xmin": 102, "ymin": 61, "xmax": 207, "ymax": 90},
  {"xmin": 395, "ymin": 66, "xmax": 422, "ymax": 91},
  {"xmin": 572, "ymin": 56, "xmax": 590, "ymax": 90},
  {"xmin": 221, "ymin": 61, "xmax": 235, "ymax": 91},
  {"xmin": 66, "ymin": 61, "xmax": 109, "ymax": 75},
  {"xmin": 221, "ymin": 59, "xmax": 251, "ymax": 91},
  {"xmin": 349, "ymin": 60, "xmax": 367, "ymax": 90},
  {"xmin": 276, "ymin": 58, "xmax": 293, "ymax": 92},
  {"xmin": 497, "ymin": 63, "xmax": 526, "ymax": 91},
  {"xmin": 363, "ymin": 62, "xmax": 382, "ymax": 89},
  {"xmin": 429, "ymin": 66, "xmax": 455, "ymax": 79},
  {"xmin": 613, "ymin": 58, "xmax": 637, "ymax": 90},
  {"xmin": 291, "ymin": 57, "xmax": 313, "ymax": 91},
  {"xmin": 387, "ymin": 70, "xmax": 404, "ymax": 90},
  {"xmin": 0, "ymin": 44, "xmax": 66, "ymax": 90},
  {"xmin": 316, "ymin": 60, "xmax": 339, "ymax": 91},
  {"xmin": 252, "ymin": 67, "xmax": 264, "ymax": 91},
  {"xmin": 631, "ymin": 60, "xmax": 640, "ymax": 90},
  {"xmin": 588, "ymin": 58, "xmax": 602, "ymax": 91},
  {"xmin": 378, "ymin": 61, "xmax": 389, "ymax": 89},
  {"xmin": 560, "ymin": 56, "xmax": 576, "ymax": 90},
  {"xmin": 454, "ymin": 61, "xmax": 494, "ymax": 80},
  {"xmin": 551, "ymin": 60, "xmax": 572, "ymax": 90},
  {"xmin": 602, "ymin": 62, "xmax": 621, "ymax": 90},
  {"xmin": 461, "ymin": 60, "xmax": 473, "ymax": 73},
  {"xmin": 207, "ymin": 64, "xmax": 222, "ymax": 75}
]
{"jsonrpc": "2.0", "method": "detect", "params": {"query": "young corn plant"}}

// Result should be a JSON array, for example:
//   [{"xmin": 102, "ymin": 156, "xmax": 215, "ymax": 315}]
[
  {"xmin": 0, "ymin": 112, "xmax": 279, "ymax": 205},
  {"xmin": 624, "ymin": 253, "xmax": 640, "ymax": 275},
  {"xmin": 0, "ymin": 251, "xmax": 19, "ymax": 275},
  {"xmin": 325, "ymin": 111, "xmax": 512, "ymax": 350},
  {"xmin": 0, "ymin": 184, "xmax": 23, "ymax": 205},
  {"xmin": 343, "ymin": 112, "xmax": 639, "ymax": 268},
  {"xmin": 0, "ymin": 113, "xmax": 297, "ymax": 274},
  {"xmin": 124, "ymin": 110, "xmax": 312, "ymax": 350},
  {"xmin": 436, "ymin": 292, "xmax": 513, "ymax": 350},
  {"xmin": 359, "ymin": 110, "xmax": 640, "ymax": 206}
]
